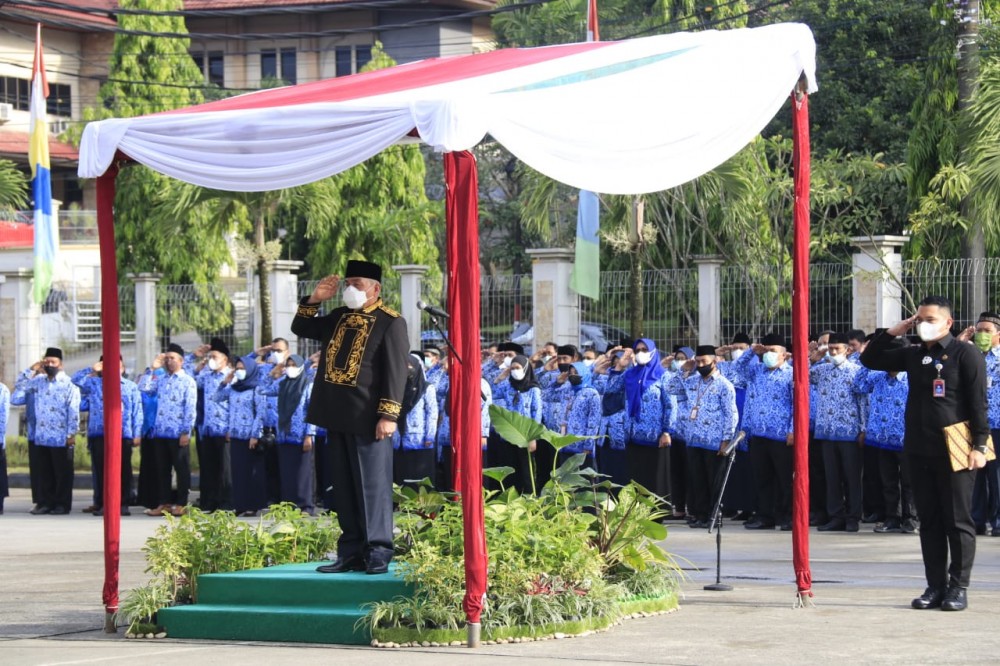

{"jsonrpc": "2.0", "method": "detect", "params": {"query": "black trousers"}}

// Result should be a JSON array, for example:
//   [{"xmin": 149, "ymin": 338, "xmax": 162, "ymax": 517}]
[
  {"xmin": 808, "ymin": 434, "xmax": 827, "ymax": 521},
  {"xmin": 37, "ymin": 445, "xmax": 74, "ymax": 511},
  {"xmin": 749, "ymin": 436, "xmax": 793, "ymax": 525},
  {"xmin": 230, "ymin": 438, "xmax": 267, "ymax": 513},
  {"xmin": 393, "ymin": 447, "xmax": 436, "ymax": 488},
  {"xmin": 596, "ymin": 444, "xmax": 630, "ymax": 489},
  {"xmin": 137, "ymin": 437, "xmax": 159, "ymax": 509},
  {"xmin": 328, "ymin": 431, "xmax": 394, "ymax": 562},
  {"xmin": 313, "ymin": 434, "xmax": 334, "ymax": 509},
  {"xmin": 879, "ymin": 448, "xmax": 916, "ymax": 521},
  {"xmin": 153, "ymin": 437, "xmax": 190, "ymax": 507},
  {"xmin": 907, "ymin": 453, "xmax": 977, "ymax": 589},
  {"xmin": 820, "ymin": 439, "xmax": 863, "ymax": 522},
  {"xmin": 0, "ymin": 448, "xmax": 8, "ymax": 504},
  {"xmin": 669, "ymin": 437, "xmax": 687, "ymax": 515},
  {"xmin": 198, "ymin": 434, "xmax": 231, "ymax": 512},
  {"xmin": 485, "ymin": 430, "xmax": 513, "ymax": 491},
  {"xmin": 88, "ymin": 436, "xmax": 134, "ymax": 510},
  {"xmin": 626, "ymin": 442, "xmax": 670, "ymax": 505},
  {"xmin": 27, "ymin": 441, "xmax": 41, "ymax": 505},
  {"xmin": 263, "ymin": 428, "xmax": 281, "ymax": 505},
  {"xmin": 971, "ymin": 429, "xmax": 1000, "ymax": 530},
  {"xmin": 862, "ymin": 444, "xmax": 884, "ymax": 519},
  {"xmin": 534, "ymin": 438, "xmax": 557, "ymax": 491},
  {"xmin": 686, "ymin": 445, "xmax": 722, "ymax": 521},
  {"xmin": 278, "ymin": 444, "xmax": 315, "ymax": 512}
]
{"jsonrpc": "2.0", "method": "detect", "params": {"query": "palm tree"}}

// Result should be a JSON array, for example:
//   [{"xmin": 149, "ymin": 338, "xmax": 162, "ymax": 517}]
[{"xmin": 0, "ymin": 159, "xmax": 29, "ymax": 214}]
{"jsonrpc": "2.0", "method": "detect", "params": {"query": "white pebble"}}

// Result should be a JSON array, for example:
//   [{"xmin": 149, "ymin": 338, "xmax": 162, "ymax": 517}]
[
  {"xmin": 554, "ymin": 632, "xmax": 566, "ymax": 639},
  {"xmin": 450, "ymin": 640, "xmax": 462, "ymax": 646},
  {"xmin": 154, "ymin": 632, "xmax": 166, "ymax": 639}
]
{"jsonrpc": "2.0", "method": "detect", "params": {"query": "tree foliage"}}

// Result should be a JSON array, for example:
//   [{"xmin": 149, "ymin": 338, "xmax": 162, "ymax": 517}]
[{"xmin": 0, "ymin": 159, "xmax": 29, "ymax": 213}]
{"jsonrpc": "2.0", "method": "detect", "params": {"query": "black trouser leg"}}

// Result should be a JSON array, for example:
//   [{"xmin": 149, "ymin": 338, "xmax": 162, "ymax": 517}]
[
  {"xmin": 749, "ymin": 437, "xmax": 776, "ymax": 524},
  {"xmin": 52, "ymin": 446, "xmax": 75, "ymax": 511},
  {"xmin": 686, "ymin": 446, "xmax": 718, "ymax": 521},
  {"xmin": 879, "ymin": 447, "xmax": 903, "ymax": 520},
  {"xmin": 170, "ymin": 439, "xmax": 191, "ymax": 506},
  {"xmin": 534, "ymin": 438, "xmax": 556, "ymax": 491},
  {"xmin": 821, "ymin": 441, "xmax": 844, "ymax": 520},
  {"xmin": 120, "ymin": 439, "xmax": 134, "ymax": 508},
  {"xmin": 769, "ymin": 437, "xmax": 794, "ymax": 524},
  {"xmin": 809, "ymin": 434, "xmax": 827, "ymax": 521},
  {"xmin": 862, "ymin": 444, "xmax": 883, "ymax": 519},
  {"xmin": 27, "ymin": 441, "xmax": 41, "ymax": 505},
  {"xmin": 198, "ymin": 434, "xmax": 226, "ymax": 511},
  {"xmin": 36, "ymin": 446, "xmax": 57, "ymax": 509},
  {"xmin": 90, "ymin": 436, "xmax": 105, "ymax": 509},
  {"xmin": 670, "ymin": 438, "xmax": 687, "ymax": 515},
  {"xmin": 264, "ymin": 430, "xmax": 280, "ymax": 506},
  {"xmin": 329, "ymin": 432, "xmax": 393, "ymax": 561}
]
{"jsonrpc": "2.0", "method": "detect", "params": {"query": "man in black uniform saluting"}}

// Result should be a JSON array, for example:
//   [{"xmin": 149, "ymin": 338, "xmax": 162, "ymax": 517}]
[
  {"xmin": 293, "ymin": 260, "xmax": 408, "ymax": 574},
  {"xmin": 861, "ymin": 296, "xmax": 989, "ymax": 611}
]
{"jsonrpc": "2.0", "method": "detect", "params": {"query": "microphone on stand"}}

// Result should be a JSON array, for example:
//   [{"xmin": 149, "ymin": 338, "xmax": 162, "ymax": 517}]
[
  {"xmin": 417, "ymin": 300, "xmax": 450, "ymax": 319},
  {"xmin": 721, "ymin": 430, "xmax": 746, "ymax": 457}
]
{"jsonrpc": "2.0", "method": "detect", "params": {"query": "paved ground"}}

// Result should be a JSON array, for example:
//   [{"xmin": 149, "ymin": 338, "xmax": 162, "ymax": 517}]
[{"xmin": 2, "ymin": 487, "xmax": 999, "ymax": 665}]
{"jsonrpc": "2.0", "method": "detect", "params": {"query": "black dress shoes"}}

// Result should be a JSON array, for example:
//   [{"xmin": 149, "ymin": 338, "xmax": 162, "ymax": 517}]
[
  {"xmin": 780, "ymin": 522, "xmax": 792, "ymax": 531},
  {"xmin": 744, "ymin": 520, "xmax": 776, "ymax": 530},
  {"xmin": 366, "ymin": 558, "xmax": 391, "ymax": 575},
  {"xmin": 817, "ymin": 519, "xmax": 846, "ymax": 532},
  {"xmin": 316, "ymin": 556, "xmax": 366, "ymax": 574},
  {"xmin": 845, "ymin": 520, "xmax": 859, "ymax": 533},
  {"xmin": 30, "ymin": 505, "xmax": 50, "ymax": 515},
  {"xmin": 874, "ymin": 518, "xmax": 902, "ymax": 533},
  {"xmin": 911, "ymin": 586, "xmax": 946, "ymax": 610},
  {"xmin": 941, "ymin": 585, "xmax": 968, "ymax": 611},
  {"xmin": 49, "ymin": 506, "xmax": 68, "ymax": 515}
]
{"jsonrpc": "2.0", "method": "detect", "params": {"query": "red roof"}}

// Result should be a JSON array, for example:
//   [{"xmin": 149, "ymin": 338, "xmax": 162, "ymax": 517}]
[
  {"xmin": 5, "ymin": 0, "xmax": 117, "ymax": 29},
  {"xmin": 0, "ymin": 131, "xmax": 80, "ymax": 164}
]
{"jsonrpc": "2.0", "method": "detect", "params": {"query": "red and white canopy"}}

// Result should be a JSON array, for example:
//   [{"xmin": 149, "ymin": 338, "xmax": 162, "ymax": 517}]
[{"xmin": 80, "ymin": 23, "xmax": 815, "ymax": 194}]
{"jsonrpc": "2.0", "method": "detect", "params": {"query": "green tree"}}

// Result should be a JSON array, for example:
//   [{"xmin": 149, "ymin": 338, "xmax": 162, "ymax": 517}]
[{"xmin": 0, "ymin": 159, "xmax": 29, "ymax": 213}]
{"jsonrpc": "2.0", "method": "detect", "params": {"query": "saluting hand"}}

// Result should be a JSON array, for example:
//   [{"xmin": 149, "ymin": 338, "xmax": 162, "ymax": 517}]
[
  {"xmin": 887, "ymin": 315, "xmax": 918, "ymax": 338},
  {"xmin": 309, "ymin": 275, "xmax": 340, "ymax": 304},
  {"xmin": 957, "ymin": 326, "xmax": 976, "ymax": 343}
]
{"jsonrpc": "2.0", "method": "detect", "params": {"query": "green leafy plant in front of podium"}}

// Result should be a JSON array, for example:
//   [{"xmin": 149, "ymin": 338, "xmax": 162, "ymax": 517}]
[{"xmin": 363, "ymin": 405, "xmax": 680, "ymax": 642}]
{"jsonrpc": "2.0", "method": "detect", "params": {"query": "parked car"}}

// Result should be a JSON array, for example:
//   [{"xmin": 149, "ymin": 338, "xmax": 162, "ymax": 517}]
[{"xmin": 508, "ymin": 321, "xmax": 630, "ymax": 354}]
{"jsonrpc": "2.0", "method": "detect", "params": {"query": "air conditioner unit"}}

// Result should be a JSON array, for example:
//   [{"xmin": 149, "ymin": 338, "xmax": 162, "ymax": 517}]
[
  {"xmin": 0, "ymin": 103, "xmax": 13, "ymax": 123},
  {"xmin": 50, "ymin": 119, "xmax": 71, "ymax": 135}
]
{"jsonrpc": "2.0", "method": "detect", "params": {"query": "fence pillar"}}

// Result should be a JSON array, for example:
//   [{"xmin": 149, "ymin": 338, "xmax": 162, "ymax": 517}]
[
  {"xmin": 130, "ymin": 273, "xmax": 161, "ymax": 373},
  {"xmin": 694, "ymin": 255, "xmax": 724, "ymax": 346},
  {"xmin": 527, "ymin": 248, "xmax": 579, "ymax": 349},
  {"xmin": 268, "ymin": 260, "xmax": 305, "ymax": 345},
  {"xmin": 850, "ymin": 235, "xmax": 909, "ymax": 333},
  {"xmin": 392, "ymin": 264, "xmax": 429, "ymax": 352},
  {"xmin": 0, "ymin": 268, "xmax": 42, "ymax": 387}
]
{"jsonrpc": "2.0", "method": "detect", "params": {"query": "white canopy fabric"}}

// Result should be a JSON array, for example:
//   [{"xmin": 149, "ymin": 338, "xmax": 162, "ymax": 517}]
[{"xmin": 79, "ymin": 23, "xmax": 816, "ymax": 194}]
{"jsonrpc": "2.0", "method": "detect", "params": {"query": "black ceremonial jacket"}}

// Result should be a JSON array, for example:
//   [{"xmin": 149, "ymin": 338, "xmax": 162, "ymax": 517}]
[{"xmin": 291, "ymin": 297, "xmax": 409, "ymax": 437}]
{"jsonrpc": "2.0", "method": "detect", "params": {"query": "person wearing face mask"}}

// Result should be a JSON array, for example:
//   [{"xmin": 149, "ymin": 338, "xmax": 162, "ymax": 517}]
[
  {"xmin": 728, "ymin": 334, "xmax": 794, "ymax": 530},
  {"xmin": 809, "ymin": 332, "xmax": 868, "ymax": 533},
  {"xmin": 422, "ymin": 345, "xmax": 446, "ymax": 395},
  {"xmin": 293, "ymin": 261, "xmax": 408, "ymax": 575},
  {"xmin": 72, "ymin": 355, "xmax": 143, "ymax": 517},
  {"xmin": 557, "ymin": 365, "xmax": 603, "ymax": 469},
  {"xmin": 591, "ymin": 347, "xmax": 635, "ymax": 488},
  {"xmin": 862, "ymin": 296, "xmax": 990, "ymax": 612},
  {"xmin": 492, "ymin": 354, "xmax": 544, "ymax": 494},
  {"xmin": 214, "ymin": 355, "xmax": 268, "ymax": 517},
  {"xmin": 255, "ymin": 338, "xmax": 290, "ymax": 508},
  {"xmin": 256, "ymin": 354, "xmax": 316, "ymax": 513},
  {"xmin": 959, "ymin": 312, "xmax": 1000, "ymax": 538},
  {"xmin": 391, "ymin": 352, "xmax": 438, "ymax": 489},
  {"xmin": 436, "ymin": 377, "xmax": 492, "ymax": 492},
  {"xmin": 484, "ymin": 341, "xmax": 524, "ymax": 486},
  {"xmin": 853, "ymin": 347, "xmax": 915, "ymax": 534},
  {"xmin": 715, "ymin": 332, "xmax": 755, "ymax": 522},
  {"xmin": 659, "ymin": 345, "xmax": 694, "ymax": 520},
  {"xmin": 539, "ymin": 360, "xmax": 581, "ymax": 486},
  {"xmin": 665, "ymin": 345, "xmax": 739, "ymax": 528},
  {"xmin": 193, "ymin": 338, "xmax": 233, "ymax": 513},
  {"xmin": 15, "ymin": 348, "xmax": 81, "ymax": 515},
  {"xmin": 138, "ymin": 344, "xmax": 198, "ymax": 517}
]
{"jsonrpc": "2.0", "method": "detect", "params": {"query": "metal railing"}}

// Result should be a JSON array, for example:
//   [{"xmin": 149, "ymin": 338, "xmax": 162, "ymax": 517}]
[
  {"xmin": 902, "ymin": 257, "xmax": 1000, "ymax": 330},
  {"xmin": 157, "ymin": 282, "xmax": 250, "ymax": 356}
]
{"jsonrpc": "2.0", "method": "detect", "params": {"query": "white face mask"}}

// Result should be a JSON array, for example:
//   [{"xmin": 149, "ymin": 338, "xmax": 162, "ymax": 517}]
[
  {"xmin": 730, "ymin": 349, "xmax": 745, "ymax": 362},
  {"xmin": 285, "ymin": 366, "xmax": 303, "ymax": 379},
  {"xmin": 342, "ymin": 284, "xmax": 369, "ymax": 310},
  {"xmin": 635, "ymin": 351, "xmax": 653, "ymax": 365},
  {"xmin": 917, "ymin": 321, "xmax": 946, "ymax": 343},
  {"xmin": 207, "ymin": 357, "xmax": 222, "ymax": 372},
  {"xmin": 762, "ymin": 351, "xmax": 780, "ymax": 369},
  {"xmin": 423, "ymin": 357, "xmax": 434, "ymax": 369},
  {"xmin": 829, "ymin": 354, "xmax": 846, "ymax": 367},
  {"xmin": 500, "ymin": 356, "xmax": 513, "ymax": 369},
  {"xmin": 583, "ymin": 359, "xmax": 595, "ymax": 367},
  {"xmin": 234, "ymin": 368, "xmax": 247, "ymax": 381},
  {"xmin": 671, "ymin": 359, "xmax": 683, "ymax": 372},
  {"xmin": 510, "ymin": 368, "xmax": 526, "ymax": 381},
  {"xmin": 270, "ymin": 350, "xmax": 286, "ymax": 365},
  {"xmin": 542, "ymin": 355, "xmax": 553, "ymax": 364}
]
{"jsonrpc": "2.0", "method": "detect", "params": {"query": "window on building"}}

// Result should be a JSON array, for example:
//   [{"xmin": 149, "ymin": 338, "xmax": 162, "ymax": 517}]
[
  {"xmin": 0, "ymin": 77, "xmax": 31, "ymax": 111},
  {"xmin": 47, "ymin": 83, "xmax": 72, "ymax": 117},
  {"xmin": 280, "ymin": 49, "xmax": 297, "ymax": 85},
  {"xmin": 334, "ymin": 45, "xmax": 374, "ymax": 77},
  {"xmin": 260, "ymin": 48, "xmax": 296, "ymax": 85},
  {"xmin": 261, "ymin": 49, "xmax": 277, "ymax": 80},
  {"xmin": 193, "ymin": 50, "xmax": 226, "ymax": 87}
]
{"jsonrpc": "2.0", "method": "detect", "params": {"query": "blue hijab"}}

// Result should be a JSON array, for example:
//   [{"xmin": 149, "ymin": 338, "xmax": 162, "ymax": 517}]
[
  {"xmin": 623, "ymin": 338, "xmax": 664, "ymax": 420},
  {"xmin": 232, "ymin": 354, "xmax": 262, "ymax": 393}
]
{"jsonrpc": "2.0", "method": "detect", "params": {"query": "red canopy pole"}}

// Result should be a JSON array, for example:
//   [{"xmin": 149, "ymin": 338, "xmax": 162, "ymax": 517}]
[
  {"xmin": 96, "ymin": 166, "xmax": 124, "ymax": 629},
  {"xmin": 444, "ymin": 151, "xmax": 487, "ymax": 644},
  {"xmin": 790, "ymin": 85, "xmax": 813, "ymax": 604}
]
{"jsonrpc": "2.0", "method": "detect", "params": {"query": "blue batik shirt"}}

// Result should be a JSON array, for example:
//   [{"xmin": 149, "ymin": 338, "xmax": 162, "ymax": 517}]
[
  {"xmin": 809, "ymin": 359, "xmax": 867, "ymax": 442},
  {"xmin": 10, "ymin": 380, "xmax": 35, "ymax": 440},
  {"xmin": 985, "ymin": 346, "xmax": 1000, "ymax": 430},
  {"xmin": 0, "ymin": 383, "xmax": 9, "ymax": 449},
  {"xmin": 541, "ymin": 380, "xmax": 574, "ymax": 431},
  {"xmin": 254, "ymin": 361, "xmax": 280, "ymax": 428},
  {"xmin": 138, "ymin": 369, "xmax": 197, "ymax": 439},
  {"xmin": 492, "ymin": 382, "xmax": 543, "ymax": 424},
  {"xmin": 606, "ymin": 368, "xmax": 665, "ymax": 447},
  {"xmin": 213, "ymin": 383, "xmax": 266, "ymax": 441},
  {"xmin": 853, "ymin": 368, "xmax": 907, "ymax": 450},
  {"xmin": 257, "ymin": 377, "xmax": 316, "ymax": 444},
  {"xmin": 196, "ymin": 367, "xmax": 230, "ymax": 438},
  {"xmin": 436, "ymin": 378, "xmax": 491, "ymax": 456},
  {"xmin": 562, "ymin": 386, "xmax": 602, "ymax": 454},
  {"xmin": 72, "ymin": 370, "xmax": 144, "ymax": 440},
  {"xmin": 730, "ymin": 352, "xmax": 794, "ymax": 443},
  {"xmin": 393, "ymin": 384, "xmax": 439, "ymax": 451},
  {"xmin": 654, "ymin": 371, "xmax": 680, "ymax": 439},
  {"xmin": 14, "ymin": 369, "xmax": 80, "ymax": 447},
  {"xmin": 665, "ymin": 370, "xmax": 738, "ymax": 451}
]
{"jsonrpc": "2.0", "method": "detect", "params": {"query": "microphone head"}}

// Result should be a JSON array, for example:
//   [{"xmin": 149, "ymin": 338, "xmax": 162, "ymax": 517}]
[{"xmin": 416, "ymin": 299, "xmax": 427, "ymax": 310}]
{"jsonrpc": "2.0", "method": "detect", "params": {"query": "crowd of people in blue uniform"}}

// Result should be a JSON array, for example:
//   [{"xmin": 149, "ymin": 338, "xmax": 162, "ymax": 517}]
[{"xmin": 1, "ymin": 313, "xmax": 998, "ymax": 542}]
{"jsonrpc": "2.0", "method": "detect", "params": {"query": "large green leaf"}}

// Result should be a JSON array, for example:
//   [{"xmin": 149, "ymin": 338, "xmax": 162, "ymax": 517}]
[
  {"xmin": 488, "ymin": 405, "xmax": 547, "ymax": 448},
  {"xmin": 545, "ymin": 431, "xmax": 600, "ymax": 452},
  {"xmin": 482, "ymin": 466, "xmax": 515, "ymax": 485}
]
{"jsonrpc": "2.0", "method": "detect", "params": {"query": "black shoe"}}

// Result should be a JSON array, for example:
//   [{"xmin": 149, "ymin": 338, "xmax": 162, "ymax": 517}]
[
  {"xmin": 941, "ymin": 585, "xmax": 968, "ymax": 611},
  {"xmin": 975, "ymin": 524, "xmax": 987, "ymax": 536},
  {"xmin": 30, "ymin": 505, "xmax": 50, "ymax": 515},
  {"xmin": 874, "ymin": 518, "xmax": 902, "ymax": 533},
  {"xmin": 901, "ymin": 519, "xmax": 918, "ymax": 534},
  {"xmin": 992, "ymin": 527, "xmax": 1000, "ymax": 537},
  {"xmin": 366, "ymin": 558, "xmax": 391, "ymax": 575},
  {"xmin": 780, "ymin": 522, "xmax": 792, "ymax": 531},
  {"xmin": 817, "ymin": 519, "xmax": 846, "ymax": 532},
  {"xmin": 861, "ymin": 513, "xmax": 880, "ymax": 524},
  {"xmin": 744, "ymin": 520, "xmax": 776, "ymax": 530},
  {"xmin": 846, "ymin": 520, "xmax": 859, "ymax": 533},
  {"xmin": 49, "ymin": 507, "xmax": 68, "ymax": 515},
  {"xmin": 911, "ymin": 586, "xmax": 946, "ymax": 610},
  {"xmin": 809, "ymin": 515, "xmax": 828, "ymax": 527},
  {"xmin": 316, "ymin": 556, "xmax": 366, "ymax": 574},
  {"xmin": 92, "ymin": 508, "xmax": 104, "ymax": 517}
]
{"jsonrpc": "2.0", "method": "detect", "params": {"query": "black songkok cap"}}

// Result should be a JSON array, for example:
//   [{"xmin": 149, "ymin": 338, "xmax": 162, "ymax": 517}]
[
  {"xmin": 166, "ymin": 342, "xmax": 185, "ymax": 357},
  {"xmin": 556, "ymin": 344, "xmax": 578, "ymax": 357},
  {"xmin": 731, "ymin": 331, "xmax": 752, "ymax": 345},
  {"xmin": 761, "ymin": 333, "xmax": 785, "ymax": 348},
  {"xmin": 978, "ymin": 311, "xmax": 1000, "ymax": 328},
  {"xmin": 345, "ymin": 259, "xmax": 382, "ymax": 283},
  {"xmin": 210, "ymin": 337, "xmax": 230, "ymax": 358},
  {"xmin": 506, "ymin": 342, "xmax": 525, "ymax": 356},
  {"xmin": 44, "ymin": 347, "xmax": 63, "ymax": 360},
  {"xmin": 828, "ymin": 332, "xmax": 849, "ymax": 345},
  {"xmin": 695, "ymin": 345, "xmax": 717, "ymax": 357}
]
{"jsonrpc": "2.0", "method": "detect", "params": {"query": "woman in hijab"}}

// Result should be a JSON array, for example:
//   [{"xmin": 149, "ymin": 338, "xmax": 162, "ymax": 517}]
[
  {"xmin": 659, "ymin": 345, "xmax": 694, "ymax": 520},
  {"xmin": 592, "ymin": 347, "xmax": 633, "ymax": 487},
  {"xmin": 214, "ymin": 354, "xmax": 267, "ymax": 516},
  {"xmin": 393, "ymin": 353, "xmax": 439, "ymax": 489},
  {"xmin": 557, "ymin": 364, "xmax": 603, "ymax": 470},
  {"xmin": 259, "ymin": 354, "xmax": 315, "ymax": 513},
  {"xmin": 492, "ymin": 354, "xmax": 544, "ymax": 494}
]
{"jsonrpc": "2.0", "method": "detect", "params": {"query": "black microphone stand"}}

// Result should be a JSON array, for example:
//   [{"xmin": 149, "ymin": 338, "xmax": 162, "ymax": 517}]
[
  {"xmin": 426, "ymin": 312, "xmax": 462, "ymax": 365},
  {"xmin": 704, "ymin": 435, "xmax": 742, "ymax": 592}
]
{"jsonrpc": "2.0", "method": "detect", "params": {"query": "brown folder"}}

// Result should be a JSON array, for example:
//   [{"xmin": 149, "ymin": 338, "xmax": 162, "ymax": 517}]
[{"xmin": 943, "ymin": 421, "xmax": 997, "ymax": 472}]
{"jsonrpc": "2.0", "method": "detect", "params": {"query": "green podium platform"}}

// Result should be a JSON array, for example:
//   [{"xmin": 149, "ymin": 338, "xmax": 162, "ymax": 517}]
[{"xmin": 158, "ymin": 562, "xmax": 412, "ymax": 645}]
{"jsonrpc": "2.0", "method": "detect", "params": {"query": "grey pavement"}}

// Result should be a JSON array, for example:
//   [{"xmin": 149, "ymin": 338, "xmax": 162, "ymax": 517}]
[{"xmin": 1, "ymin": 486, "xmax": 999, "ymax": 665}]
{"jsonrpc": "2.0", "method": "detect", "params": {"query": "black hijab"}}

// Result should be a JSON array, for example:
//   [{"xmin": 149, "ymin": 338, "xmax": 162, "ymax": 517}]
[
  {"xmin": 277, "ymin": 354, "xmax": 307, "ymax": 435},
  {"xmin": 508, "ymin": 354, "xmax": 539, "ymax": 393}
]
